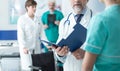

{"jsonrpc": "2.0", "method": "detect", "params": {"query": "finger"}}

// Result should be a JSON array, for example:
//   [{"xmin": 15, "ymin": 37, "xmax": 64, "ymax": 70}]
[
  {"xmin": 55, "ymin": 47, "xmax": 62, "ymax": 53},
  {"xmin": 60, "ymin": 46, "xmax": 69, "ymax": 55},
  {"xmin": 60, "ymin": 46, "xmax": 68, "ymax": 53}
]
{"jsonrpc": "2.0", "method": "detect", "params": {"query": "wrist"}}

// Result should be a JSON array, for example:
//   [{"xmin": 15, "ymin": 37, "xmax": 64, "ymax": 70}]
[{"xmin": 57, "ymin": 54, "xmax": 64, "ymax": 57}]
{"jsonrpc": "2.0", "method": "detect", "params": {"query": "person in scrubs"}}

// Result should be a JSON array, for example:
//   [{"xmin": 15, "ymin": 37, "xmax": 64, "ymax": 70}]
[
  {"xmin": 41, "ymin": 0, "xmax": 64, "ymax": 71},
  {"xmin": 17, "ymin": 0, "xmax": 43, "ymax": 71},
  {"xmin": 82, "ymin": 0, "xmax": 120, "ymax": 71},
  {"xmin": 41, "ymin": 0, "xmax": 64, "ymax": 44}
]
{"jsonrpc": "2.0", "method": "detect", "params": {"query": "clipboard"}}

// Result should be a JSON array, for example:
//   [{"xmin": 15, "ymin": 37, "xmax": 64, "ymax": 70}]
[
  {"xmin": 41, "ymin": 23, "xmax": 87, "ymax": 52},
  {"xmin": 47, "ymin": 14, "xmax": 56, "ymax": 24},
  {"xmin": 41, "ymin": 40, "xmax": 58, "ymax": 48},
  {"xmin": 57, "ymin": 23, "xmax": 87, "ymax": 52}
]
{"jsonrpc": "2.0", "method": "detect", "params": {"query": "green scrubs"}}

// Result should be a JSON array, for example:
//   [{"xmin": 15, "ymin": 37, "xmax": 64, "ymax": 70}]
[
  {"xmin": 84, "ymin": 5, "xmax": 120, "ymax": 71},
  {"xmin": 41, "ymin": 10, "xmax": 64, "ymax": 43}
]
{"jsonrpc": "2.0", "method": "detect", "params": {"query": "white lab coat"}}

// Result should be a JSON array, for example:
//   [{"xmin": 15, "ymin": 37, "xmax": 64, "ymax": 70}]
[
  {"xmin": 56, "ymin": 7, "xmax": 93, "ymax": 71},
  {"xmin": 17, "ymin": 13, "xmax": 42, "ymax": 71}
]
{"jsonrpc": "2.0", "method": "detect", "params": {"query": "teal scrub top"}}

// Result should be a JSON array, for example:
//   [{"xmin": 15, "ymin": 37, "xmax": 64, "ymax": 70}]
[
  {"xmin": 41, "ymin": 10, "xmax": 64, "ymax": 43},
  {"xmin": 84, "ymin": 5, "xmax": 120, "ymax": 71}
]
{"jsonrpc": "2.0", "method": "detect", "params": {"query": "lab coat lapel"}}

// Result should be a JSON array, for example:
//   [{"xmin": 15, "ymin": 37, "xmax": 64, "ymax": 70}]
[
  {"xmin": 69, "ymin": 14, "xmax": 77, "ymax": 27},
  {"xmin": 25, "ymin": 13, "xmax": 36, "ymax": 26},
  {"xmin": 67, "ymin": 13, "xmax": 77, "ymax": 36},
  {"xmin": 25, "ymin": 13, "xmax": 39, "ymax": 35},
  {"xmin": 80, "ymin": 8, "xmax": 92, "ymax": 29}
]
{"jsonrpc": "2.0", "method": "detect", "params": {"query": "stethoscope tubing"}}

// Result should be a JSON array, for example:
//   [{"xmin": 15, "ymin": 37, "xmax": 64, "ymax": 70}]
[{"xmin": 64, "ymin": 9, "xmax": 92, "ymax": 26}]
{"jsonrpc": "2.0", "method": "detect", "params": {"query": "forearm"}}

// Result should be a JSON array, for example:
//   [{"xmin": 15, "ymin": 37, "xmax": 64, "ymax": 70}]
[
  {"xmin": 81, "ymin": 52, "xmax": 97, "ymax": 71},
  {"xmin": 81, "ymin": 64, "xmax": 93, "ymax": 71},
  {"xmin": 53, "ymin": 46, "xmax": 69, "ymax": 63}
]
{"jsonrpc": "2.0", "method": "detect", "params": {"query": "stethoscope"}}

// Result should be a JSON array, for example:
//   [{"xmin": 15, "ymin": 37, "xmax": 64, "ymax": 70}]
[
  {"xmin": 64, "ymin": 13, "xmax": 73, "ymax": 25},
  {"xmin": 63, "ymin": 9, "xmax": 93, "ymax": 26},
  {"xmin": 63, "ymin": 9, "xmax": 93, "ymax": 37}
]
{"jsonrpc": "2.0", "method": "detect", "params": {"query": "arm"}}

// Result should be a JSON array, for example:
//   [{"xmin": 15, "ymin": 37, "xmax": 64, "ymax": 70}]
[
  {"xmin": 81, "ymin": 15, "xmax": 107, "ymax": 71},
  {"xmin": 41, "ymin": 13, "xmax": 49, "ymax": 29},
  {"xmin": 17, "ymin": 17, "xmax": 28, "ymax": 54},
  {"xmin": 53, "ymin": 17, "xmax": 68, "ymax": 63},
  {"xmin": 53, "ymin": 46, "xmax": 69, "ymax": 63},
  {"xmin": 81, "ymin": 51, "xmax": 97, "ymax": 71},
  {"xmin": 54, "ymin": 11, "xmax": 64, "ymax": 25}
]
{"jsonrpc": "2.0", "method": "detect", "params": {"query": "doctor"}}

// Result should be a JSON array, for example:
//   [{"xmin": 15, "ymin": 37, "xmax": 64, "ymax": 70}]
[
  {"xmin": 53, "ymin": 0, "xmax": 93, "ymax": 71},
  {"xmin": 17, "ymin": 0, "xmax": 42, "ymax": 71}
]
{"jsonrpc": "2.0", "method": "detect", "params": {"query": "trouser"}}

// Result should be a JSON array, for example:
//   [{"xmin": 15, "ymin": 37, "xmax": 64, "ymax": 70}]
[
  {"xmin": 57, "ymin": 66, "xmax": 63, "ymax": 71},
  {"xmin": 56, "ymin": 60, "xmax": 63, "ymax": 71}
]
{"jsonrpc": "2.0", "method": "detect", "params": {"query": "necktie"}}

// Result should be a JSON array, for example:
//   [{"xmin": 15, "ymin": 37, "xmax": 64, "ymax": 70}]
[{"xmin": 76, "ymin": 14, "xmax": 84, "ymax": 24}]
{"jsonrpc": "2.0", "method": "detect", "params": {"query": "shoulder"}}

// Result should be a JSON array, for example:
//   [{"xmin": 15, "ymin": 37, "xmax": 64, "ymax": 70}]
[
  {"xmin": 92, "ymin": 12, "xmax": 105, "ymax": 22},
  {"xmin": 86, "ymin": 6, "xmax": 104, "ymax": 17},
  {"xmin": 17, "ymin": 14, "xmax": 30, "ymax": 26},
  {"xmin": 18, "ymin": 14, "xmax": 25, "ymax": 20},
  {"xmin": 55, "ymin": 10, "xmax": 63, "ymax": 14},
  {"xmin": 59, "ymin": 13, "xmax": 71, "ymax": 25},
  {"xmin": 85, "ymin": 7, "xmax": 105, "ymax": 21},
  {"xmin": 55, "ymin": 10, "xmax": 61, "ymax": 12},
  {"xmin": 42, "ymin": 11, "xmax": 49, "ymax": 16},
  {"xmin": 60, "ymin": 15, "xmax": 68, "ymax": 21},
  {"xmin": 18, "ymin": 14, "xmax": 26, "ymax": 24},
  {"xmin": 89, "ymin": 12, "xmax": 106, "ymax": 28},
  {"xmin": 59, "ymin": 17, "xmax": 66, "ymax": 25},
  {"xmin": 86, "ymin": 7, "xmax": 96, "ymax": 16}
]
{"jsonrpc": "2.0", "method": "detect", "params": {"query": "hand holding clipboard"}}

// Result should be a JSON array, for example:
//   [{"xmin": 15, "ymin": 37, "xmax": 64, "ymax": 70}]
[{"xmin": 41, "ymin": 23, "xmax": 87, "ymax": 52}]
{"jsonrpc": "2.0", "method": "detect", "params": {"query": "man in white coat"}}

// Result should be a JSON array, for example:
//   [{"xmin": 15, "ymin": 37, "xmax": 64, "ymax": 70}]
[
  {"xmin": 17, "ymin": 0, "xmax": 43, "ymax": 71},
  {"xmin": 53, "ymin": 0, "xmax": 93, "ymax": 71}
]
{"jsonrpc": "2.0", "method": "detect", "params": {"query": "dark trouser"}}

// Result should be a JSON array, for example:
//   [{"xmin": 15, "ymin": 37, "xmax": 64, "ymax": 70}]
[
  {"xmin": 57, "ymin": 66, "xmax": 63, "ymax": 71},
  {"xmin": 56, "ymin": 60, "xmax": 63, "ymax": 71}
]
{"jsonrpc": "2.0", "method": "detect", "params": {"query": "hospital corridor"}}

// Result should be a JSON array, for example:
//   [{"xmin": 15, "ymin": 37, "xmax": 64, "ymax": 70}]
[{"xmin": 1, "ymin": 0, "xmax": 120, "ymax": 71}]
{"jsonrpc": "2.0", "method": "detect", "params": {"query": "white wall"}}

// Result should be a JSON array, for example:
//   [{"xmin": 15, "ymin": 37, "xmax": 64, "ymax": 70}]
[
  {"xmin": 0, "ymin": 0, "xmax": 105, "ymax": 30},
  {"xmin": 0, "ymin": 0, "xmax": 48, "ymax": 30},
  {"xmin": 0, "ymin": 0, "xmax": 17, "ymax": 30},
  {"xmin": 61, "ymin": 0, "xmax": 72, "ymax": 16}
]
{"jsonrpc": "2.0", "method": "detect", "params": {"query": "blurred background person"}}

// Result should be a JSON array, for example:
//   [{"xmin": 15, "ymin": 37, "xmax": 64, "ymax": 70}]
[
  {"xmin": 41, "ymin": 0, "xmax": 64, "ymax": 71},
  {"xmin": 17, "ymin": 0, "xmax": 43, "ymax": 71}
]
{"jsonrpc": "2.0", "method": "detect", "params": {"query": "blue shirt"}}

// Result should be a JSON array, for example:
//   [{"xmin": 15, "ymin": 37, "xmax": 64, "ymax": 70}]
[{"xmin": 84, "ymin": 4, "xmax": 120, "ymax": 71}]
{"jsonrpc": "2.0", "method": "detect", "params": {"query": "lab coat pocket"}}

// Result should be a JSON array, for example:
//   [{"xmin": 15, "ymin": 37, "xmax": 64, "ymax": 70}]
[{"xmin": 25, "ymin": 26, "xmax": 34, "ymax": 38}]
